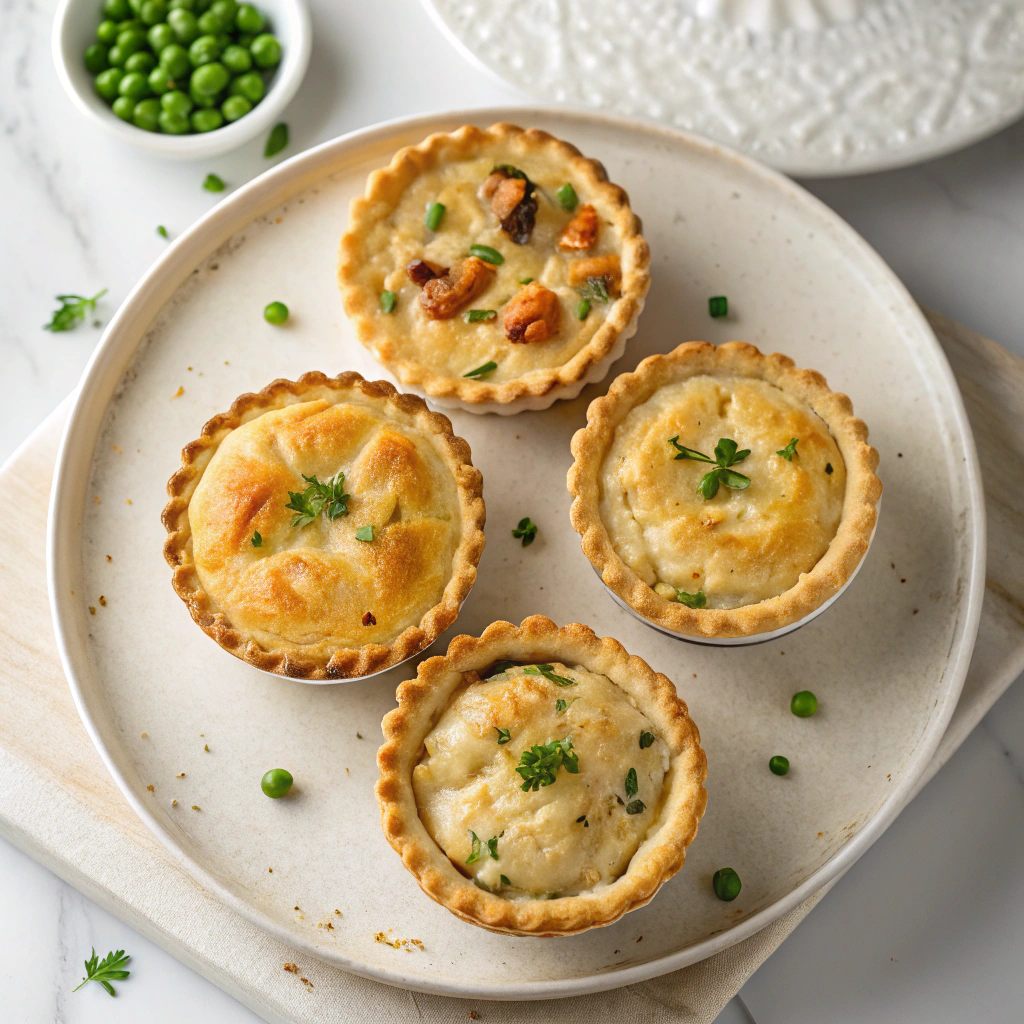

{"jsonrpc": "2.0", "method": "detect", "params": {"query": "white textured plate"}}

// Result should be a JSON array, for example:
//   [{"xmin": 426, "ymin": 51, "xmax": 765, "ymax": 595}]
[
  {"xmin": 48, "ymin": 108, "xmax": 984, "ymax": 999},
  {"xmin": 421, "ymin": 0, "xmax": 1024, "ymax": 176}
]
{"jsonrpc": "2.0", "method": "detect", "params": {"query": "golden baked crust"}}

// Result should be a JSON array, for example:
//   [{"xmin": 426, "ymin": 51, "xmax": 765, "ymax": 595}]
[
  {"xmin": 162, "ymin": 372, "xmax": 486, "ymax": 679},
  {"xmin": 338, "ymin": 123, "xmax": 651, "ymax": 409},
  {"xmin": 376, "ymin": 616, "xmax": 707, "ymax": 936},
  {"xmin": 568, "ymin": 342, "xmax": 881, "ymax": 639}
]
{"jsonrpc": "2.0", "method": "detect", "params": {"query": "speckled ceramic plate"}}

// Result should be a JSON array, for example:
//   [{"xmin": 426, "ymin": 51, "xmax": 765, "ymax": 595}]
[{"xmin": 48, "ymin": 108, "xmax": 984, "ymax": 1000}]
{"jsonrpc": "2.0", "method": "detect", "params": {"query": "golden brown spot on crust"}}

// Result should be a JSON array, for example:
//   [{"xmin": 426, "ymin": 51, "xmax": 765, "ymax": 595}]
[{"xmin": 558, "ymin": 203, "xmax": 599, "ymax": 251}]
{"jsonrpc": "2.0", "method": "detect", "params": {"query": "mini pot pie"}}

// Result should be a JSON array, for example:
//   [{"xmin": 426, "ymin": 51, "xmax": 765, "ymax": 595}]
[
  {"xmin": 568, "ymin": 342, "xmax": 881, "ymax": 641},
  {"xmin": 338, "ymin": 123, "xmax": 651, "ymax": 413},
  {"xmin": 162, "ymin": 372, "xmax": 485, "ymax": 679},
  {"xmin": 376, "ymin": 616, "xmax": 707, "ymax": 936}
]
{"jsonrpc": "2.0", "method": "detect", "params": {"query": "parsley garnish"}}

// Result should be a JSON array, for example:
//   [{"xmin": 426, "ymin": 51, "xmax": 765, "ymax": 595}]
[
  {"xmin": 675, "ymin": 588, "xmax": 707, "ymax": 608},
  {"xmin": 777, "ymin": 437, "xmax": 799, "ymax": 460},
  {"xmin": 524, "ymin": 664, "xmax": 576, "ymax": 687},
  {"xmin": 203, "ymin": 173, "xmax": 225, "ymax": 192},
  {"xmin": 626, "ymin": 800, "xmax": 646, "ymax": 815},
  {"xmin": 466, "ymin": 830, "xmax": 499, "ymax": 864},
  {"xmin": 285, "ymin": 472, "xmax": 350, "ymax": 527},
  {"xmin": 576, "ymin": 275, "xmax": 610, "ymax": 303},
  {"xmin": 485, "ymin": 660, "xmax": 518, "ymax": 677},
  {"xmin": 43, "ymin": 289, "xmax": 106, "ymax": 332},
  {"xmin": 516, "ymin": 736, "xmax": 579, "ymax": 791},
  {"xmin": 500, "ymin": 874, "xmax": 512, "ymax": 886},
  {"xmin": 493, "ymin": 163, "xmax": 527, "ymax": 180},
  {"xmin": 72, "ymin": 948, "xmax": 130, "ymax": 997},
  {"xmin": 625, "ymin": 767, "xmax": 638, "ymax": 799},
  {"xmin": 639, "ymin": 731, "xmax": 655, "ymax": 749},
  {"xmin": 466, "ymin": 309, "xmax": 497, "ymax": 322},
  {"xmin": 464, "ymin": 360, "xmax": 497, "ymax": 379},
  {"xmin": 709, "ymin": 295, "xmax": 728, "ymax": 318},
  {"xmin": 669, "ymin": 436, "xmax": 751, "ymax": 499},
  {"xmin": 251, "ymin": 531, "xmax": 262, "ymax": 548},
  {"xmin": 265, "ymin": 122, "xmax": 289, "ymax": 159},
  {"xmin": 512, "ymin": 516, "xmax": 537, "ymax": 546},
  {"xmin": 495, "ymin": 727, "xmax": 511, "ymax": 745},
  {"xmin": 355, "ymin": 525, "xmax": 374, "ymax": 542},
  {"xmin": 157, "ymin": 225, "xmax": 168, "ymax": 239},
  {"xmin": 555, "ymin": 697, "xmax": 580, "ymax": 714},
  {"xmin": 380, "ymin": 289, "xmax": 397, "ymax": 313}
]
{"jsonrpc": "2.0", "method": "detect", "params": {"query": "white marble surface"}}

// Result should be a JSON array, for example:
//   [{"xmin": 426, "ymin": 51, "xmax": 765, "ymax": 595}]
[{"xmin": 1, "ymin": 0, "xmax": 1022, "ymax": 1020}]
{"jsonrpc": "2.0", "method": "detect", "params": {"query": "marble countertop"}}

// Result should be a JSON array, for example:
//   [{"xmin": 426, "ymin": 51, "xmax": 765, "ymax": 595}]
[{"xmin": 2, "ymin": 0, "xmax": 1023, "ymax": 1020}]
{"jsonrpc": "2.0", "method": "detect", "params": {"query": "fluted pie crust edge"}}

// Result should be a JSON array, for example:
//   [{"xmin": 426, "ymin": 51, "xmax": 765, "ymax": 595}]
[
  {"xmin": 375, "ymin": 616, "xmax": 707, "ymax": 936},
  {"xmin": 568, "ymin": 341, "xmax": 882, "ymax": 639},
  {"xmin": 161, "ymin": 371, "xmax": 486, "ymax": 679}
]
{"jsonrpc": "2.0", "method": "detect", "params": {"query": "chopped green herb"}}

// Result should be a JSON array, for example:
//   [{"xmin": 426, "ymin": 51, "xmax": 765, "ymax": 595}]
[
  {"xmin": 495, "ymin": 727, "xmax": 511, "ymax": 745},
  {"xmin": 203, "ymin": 173, "xmax": 225, "ymax": 192},
  {"xmin": 264, "ymin": 122, "xmax": 289, "ymax": 158},
  {"xmin": 493, "ymin": 163, "xmax": 527, "ymax": 180},
  {"xmin": 518, "ymin": 276, "xmax": 534, "ymax": 285},
  {"xmin": 825, "ymin": 462, "xmax": 834, "ymax": 475},
  {"xmin": 466, "ymin": 308, "xmax": 497, "ymax": 322},
  {"xmin": 251, "ymin": 531, "xmax": 262, "ymax": 548},
  {"xmin": 625, "ymin": 767, "xmax": 638, "ymax": 799},
  {"xmin": 424, "ymin": 201, "xmax": 446, "ymax": 232},
  {"xmin": 715, "ymin": 438, "xmax": 751, "ymax": 466},
  {"xmin": 355, "ymin": 525, "xmax": 374, "ymax": 542},
  {"xmin": 464, "ymin": 360, "xmax": 498, "ymax": 379},
  {"xmin": 380, "ymin": 290, "xmax": 397, "ymax": 314},
  {"xmin": 524, "ymin": 664, "xmax": 576, "ymax": 687},
  {"xmin": 777, "ymin": 437, "xmax": 799, "ymax": 460},
  {"xmin": 500, "ymin": 874, "xmax": 512, "ymax": 886},
  {"xmin": 712, "ymin": 867, "xmax": 742, "ymax": 901},
  {"xmin": 668, "ymin": 436, "xmax": 716, "ymax": 464},
  {"xmin": 576, "ymin": 275, "xmax": 610, "ymax": 303},
  {"xmin": 555, "ymin": 697, "xmax": 580, "ymax": 714},
  {"xmin": 516, "ymin": 736, "xmax": 579, "ymax": 791},
  {"xmin": 72, "ymin": 948, "xmax": 131, "ymax": 998},
  {"xmin": 576, "ymin": 814, "xmax": 587, "ymax": 823},
  {"xmin": 469, "ymin": 244, "xmax": 503, "ymax": 265},
  {"xmin": 769, "ymin": 755, "xmax": 790, "ymax": 776},
  {"xmin": 43, "ymin": 289, "xmax": 107, "ymax": 332},
  {"xmin": 285, "ymin": 472, "xmax": 350, "ymax": 527},
  {"xmin": 675, "ymin": 588, "xmax": 707, "ymax": 608},
  {"xmin": 791, "ymin": 690, "xmax": 818, "ymax": 718},
  {"xmin": 639, "ymin": 731, "xmax": 655, "ymax": 749},
  {"xmin": 512, "ymin": 516, "xmax": 537, "ymax": 547},
  {"xmin": 157, "ymin": 225, "xmax": 168, "ymax": 239},
  {"xmin": 486, "ymin": 660, "xmax": 518, "ymax": 677},
  {"xmin": 556, "ymin": 183, "xmax": 579, "ymax": 211},
  {"xmin": 625, "ymin": 799, "xmax": 645, "ymax": 815},
  {"xmin": 671, "ymin": 436, "xmax": 751, "ymax": 499},
  {"xmin": 709, "ymin": 295, "xmax": 728, "ymax": 318},
  {"xmin": 466, "ymin": 830, "xmax": 500, "ymax": 864},
  {"xmin": 577, "ymin": 299, "xmax": 591, "ymax": 321}
]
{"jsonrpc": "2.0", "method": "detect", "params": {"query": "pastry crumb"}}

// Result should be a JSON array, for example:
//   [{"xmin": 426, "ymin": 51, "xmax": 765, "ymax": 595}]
[
  {"xmin": 204, "ymin": 744, "xmax": 210, "ymax": 752},
  {"xmin": 141, "ymin": 732, "xmax": 147, "ymax": 738},
  {"xmin": 356, "ymin": 732, "xmax": 363, "ymax": 739},
  {"xmin": 470, "ymin": 1013, "xmax": 480, "ymax": 1020},
  {"xmin": 146, "ymin": 785, "xmax": 154, "ymax": 792},
  {"xmin": 176, "ymin": 772, "xmax": 186, "ymax": 778},
  {"xmin": 106, "ymin": 554, "xmax": 112, "ymax": 562},
  {"xmin": 334, "ymin": 909, "xmax": 341, "ymax": 915},
  {"xmin": 283, "ymin": 962, "xmax": 298, "ymax": 973},
  {"xmin": 89, "ymin": 607, "xmax": 95, "ymax": 615},
  {"xmin": 94, "ymin": 495, "xmax": 101, "ymax": 503},
  {"xmin": 98, "ymin": 595, "xmax": 107, "ymax": 607},
  {"xmin": 374, "ymin": 931, "xmax": 424, "ymax": 952},
  {"xmin": 268, "ymin": 867, "xmax": 273, "ymax": 873},
  {"xmin": 191, "ymin": 805, "xmax": 200, "ymax": 811},
  {"xmin": 172, "ymin": 386, "xmax": 184, "ymax": 398},
  {"xmin": 125, "ymin": 498, "xmax": 132, "ymax": 504},
  {"xmin": 172, "ymin": 799, "xmax": 178, "ymax": 806}
]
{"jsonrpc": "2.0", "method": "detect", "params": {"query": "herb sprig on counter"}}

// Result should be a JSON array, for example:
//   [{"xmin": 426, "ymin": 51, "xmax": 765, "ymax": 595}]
[
  {"xmin": 285, "ymin": 472, "xmax": 349, "ymax": 527},
  {"xmin": 517, "ymin": 736, "xmax": 579, "ymax": 791},
  {"xmin": 43, "ymin": 289, "xmax": 106, "ymax": 332},
  {"xmin": 72, "ymin": 948, "xmax": 131, "ymax": 998},
  {"xmin": 512, "ymin": 516, "xmax": 538, "ymax": 546}
]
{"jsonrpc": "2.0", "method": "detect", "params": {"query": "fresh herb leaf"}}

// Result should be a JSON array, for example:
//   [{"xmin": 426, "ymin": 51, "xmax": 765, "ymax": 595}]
[
  {"xmin": 466, "ymin": 830, "xmax": 499, "ymax": 864},
  {"xmin": 678, "ymin": 436, "xmax": 752, "ymax": 499},
  {"xmin": 639, "ymin": 731, "xmax": 655, "ymax": 749},
  {"xmin": 556, "ymin": 183, "xmax": 579, "ymax": 211},
  {"xmin": 518, "ymin": 276, "xmax": 534, "ymax": 285},
  {"xmin": 380, "ymin": 289, "xmax": 396, "ymax": 313},
  {"xmin": 516, "ymin": 736, "xmax": 579, "ymax": 791},
  {"xmin": 576, "ymin": 298, "xmax": 591, "ymax": 321},
  {"xmin": 675, "ymin": 588, "xmax": 707, "ymax": 608},
  {"xmin": 464, "ymin": 360, "xmax": 497, "ymax": 379},
  {"xmin": 203, "ymin": 173, "xmax": 225, "ymax": 192},
  {"xmin": 555, "ymin": 697, "xmax": 580, "ymax": 714},
  {"xmin": 698, "ymin": 469, "xmax": 722, "ymax": 500},
  {"xmin": 265, "ymin": 122, "xmax": 289, "ymax": 158},
  {"xmin": 500, "ymin": 874, "xmax": 512, "ymax": 886},
  {"xmin": 469, "ymin": 244, "xmax": 503, "ymax": 265},
  {"xmin": 466, "ymin": 308, "xmax": 497, "ymax": 322},
  {"xmin": 625, "ymin": 799, "xmax": 646, "ymax": 815},
  {"xmin": 714, "ymin": 438, "xmax": 750, "ymax": 467},
  {"xmin": 512, "ymin": 516, "xmax": 537, "ymax": 546},
  {"xmin": 485, "ymin": 660, "xmax": 518, "ymax": 677},
  {"xmin": 493, "ymin": 163, "xmax": 527, "ymax": 180},
  {"xmin": 72, "ymin": 948, "xmax": 130, "ymax": 997},
  {"xmin": 716, "ymin": 468, "xmax": 751, "ymax": 489},
  {"xmin": 157, "ymin": 225, "xmax": 168, "ymax": 239},
  {"xmin": 524, "ymin": 664, "xmax": 576, "ymax": 687},
  {"xmin": 625, "ymin": 767, "xmax": 638, "ymax": 799},
  {"xmin": 424, "ymin": 201, "xmax": 445, "ymax": 232},
  {"xmin": 251, "ymin": 531, "xmax": 262, "ymax": 548},
  {"xmin": 777, "ymin": 437, "xmax": 799, "ymax": 460},
  {"xmin": 43, "ymin": 289, "xmax": 107, "ymax": 332},
  {"xmin": 709, "ymin": 295, "xmax": 728, "ymax": 318},
  {"xmin": 576, "ymin": 275, "xmax": 610, "ymax": 303},
  {"xmin": 355, "ymin": 525, "xmax": 374, "ymax": 542},
  {"xmin": 668, "ymin": 436, "xmax": 715, "ymax": 464},
  {"xmin": 495, "ymin": 727, "xmax": 511, "ymax": 745},
  {"xmin": 285, "ymin": 472, "xmax": 350, "ymax": 528}
]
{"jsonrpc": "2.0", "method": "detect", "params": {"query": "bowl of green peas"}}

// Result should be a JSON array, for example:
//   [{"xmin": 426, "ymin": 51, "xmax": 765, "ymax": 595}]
[{"xmin": 53, "ymin": 0, "xmax": 310, "ymax": 157}]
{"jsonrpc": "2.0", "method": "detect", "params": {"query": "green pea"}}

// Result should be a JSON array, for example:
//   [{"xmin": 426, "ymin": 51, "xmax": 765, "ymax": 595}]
[
  {"xmin": 197, "ymin": 7, "xmax": 226, "ymax": 33},
  {"xmin": 106, "ymin": 45, "xmax": 126, "ymax": 66},
  {"xmin": 97, "ymin": 19, "xmax": 120, "ymax": 44},
  {"xmin": 189, "ymin": 82, "xmax": 217, "ymax": 107},
  {"xmin": 250, "ymin": 32, "xmax": 280, "ymax": 68},
  {"xmin": 158, "ymin": 109, "xmax": 191, "ymax": 134},
  {"xmin": 103, "ymin": 0, "xmax": 131, "ymax": 19},
  {"xmin": 168, "ymin": 0, "xmax": 196, "ymax": 8},
  {"xmin": 159, "ymin": 43, "xmax": 191, "ymax": 78},
  {"xmin": 228, "ymin": 70, "xmax": 263, "ymax": 102},
  {"xmin": 220, "ymin": 43, "xmax": 251, "ymax": 74},
  {"xmin": 191, "ymin": 107, "xmax": 223, "ymax": 132},
  {"xmin": 213, "ymin": 30, "xmax": 232, "ymax": 49},
  {"xmin": 84, "ymin": 44, "xmax": 110, "ymax": 74},
  {"xmin": 263, "ymin": 301, "xmax": 288, "ymax": 325},
  {"xmin": 261, "ymin": 768, "xmax": 293, "ymax": 798},
  {"xmin": 712, "ymin": 867, "xmax": 742, "ymax": 902},
  {"xmin": 790, "ymin": 690, "xmax": 818, "ymax": 718},
  {"xmin": 768, "ymin": 755, "xmax": 790, "ymax": 776},
  {"xmin": 147, "ymin": 22, "xmax": 175, "ymax": 52},
  {"xmin": 167, "ymin": 7, "xmax": 199, "ymax": 43},
  {"xmin": 116, "ymin": 27, "xmax": 147, "ymax": 51},
  {"xmin": 161, "ymin": 88, "xmax": 193, "ymax": 115},
  {"xmin": 132, "ymin": 97, "xmax": 161, "ymax": 131},
  {"xmin": 116, "ymin": 17, "xmax": 144, "ymax": 31},
  {"xmin": 236, "ymin": 31, "xmax": 253, "ymax": 46},
  {"xmin": 191, "ymin": 61, "xmax": 228, "ymax": 96},
  {"xmin": 127, "ymin": 0, "xmax": 144, "ymax": 13},
  {"xmin": 189, "ymin": 34, "xmax": 222, "ymax": 66},
  {"xmin": 211, "ymin": 0, "xmax": 238, "ymax": 22},
  {"xmin": 124, "ymin": 50, "xmax": 156, "ymax": 74},
  {"xmin": 195, "ymin": 0, "xmax": 213, "ymax": 11},
  {"xmin": 140, "ymin": 0, "xmax": 168, "ymax": 25},
  {"xmin": 94, "ymin": 67, "xmax": 124, "ymax": 100},
  {"xmin": 234, "ymin": 2, "xmax": 263, "ymax": 33},
  {"xmin": 221, "ymin": 94, "xmax": 251, "ymax": 121},
  {"xmin": 111, "ymin": 95, "xmax": 136, "ymax": 121},
  {"xmin": 118, "ymin": 71, "xmax": 152, "ymax": 100},
  {"xmin": 147, "ymin": 65, "xmax": 175, "ymax": 94}
]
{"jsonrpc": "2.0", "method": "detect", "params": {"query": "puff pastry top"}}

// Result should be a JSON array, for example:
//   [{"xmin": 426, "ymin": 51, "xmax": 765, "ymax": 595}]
[
  {"xmin": 413, "ymin": 662, "xmax": 670, "ymax": 898},
  {"xmin": 163, "ymin": 372, "xmax": 485, "ymax": 679},
  {"xmin": 339, "ymin": 123, "xmax": 650, "ymax": 407}
]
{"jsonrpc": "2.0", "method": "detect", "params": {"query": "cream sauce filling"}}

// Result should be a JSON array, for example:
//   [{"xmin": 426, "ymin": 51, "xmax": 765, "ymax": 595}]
[
  {"xmin": 599, "ymin": 376, "xmax": 846, "ymax": 608},
  {"xmin": 413, "ymin": 663, "xmax": 669, "ymax": 898}
]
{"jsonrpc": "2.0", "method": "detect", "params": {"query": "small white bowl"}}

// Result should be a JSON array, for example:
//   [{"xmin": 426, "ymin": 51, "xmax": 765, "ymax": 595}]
[{"xmin": 52, "ymin": 0, "xmax": 311, "ymax": 160}]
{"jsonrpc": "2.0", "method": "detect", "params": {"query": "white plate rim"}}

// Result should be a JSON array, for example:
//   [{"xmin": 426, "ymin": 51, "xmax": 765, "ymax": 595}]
[{"xmin": 47, "ymin": 105, "xmax": 987, "ymax": 999}]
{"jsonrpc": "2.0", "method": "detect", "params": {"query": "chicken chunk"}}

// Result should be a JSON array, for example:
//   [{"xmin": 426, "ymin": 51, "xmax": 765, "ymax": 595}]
[
  {"xmin": 490, "ymin": 177, "xmax": 528, "ymax": 221},
  {"xmin": 406, "ymin": 258, "xmax": 448, "ymax": 286},
  {"xmin": 567, "ymin": 254, "xmax": 622, "ymax": 296},
  {"xmin": 503, "ymin": 282, "xmax": 561, "ymax": 344},
  {"xmin": 558, "ymin": 203, "xmax": 599, "ymax": 251},
  {"xmin": 418, "ymin": 257, "xmax": 495, "ymax": 320}
]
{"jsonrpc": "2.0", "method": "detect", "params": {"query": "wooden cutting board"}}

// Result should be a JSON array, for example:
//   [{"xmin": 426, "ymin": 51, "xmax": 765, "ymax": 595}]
[{"xmin": 0, "ymin": 309, "xmax": 1021, "ymax": 1024}]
